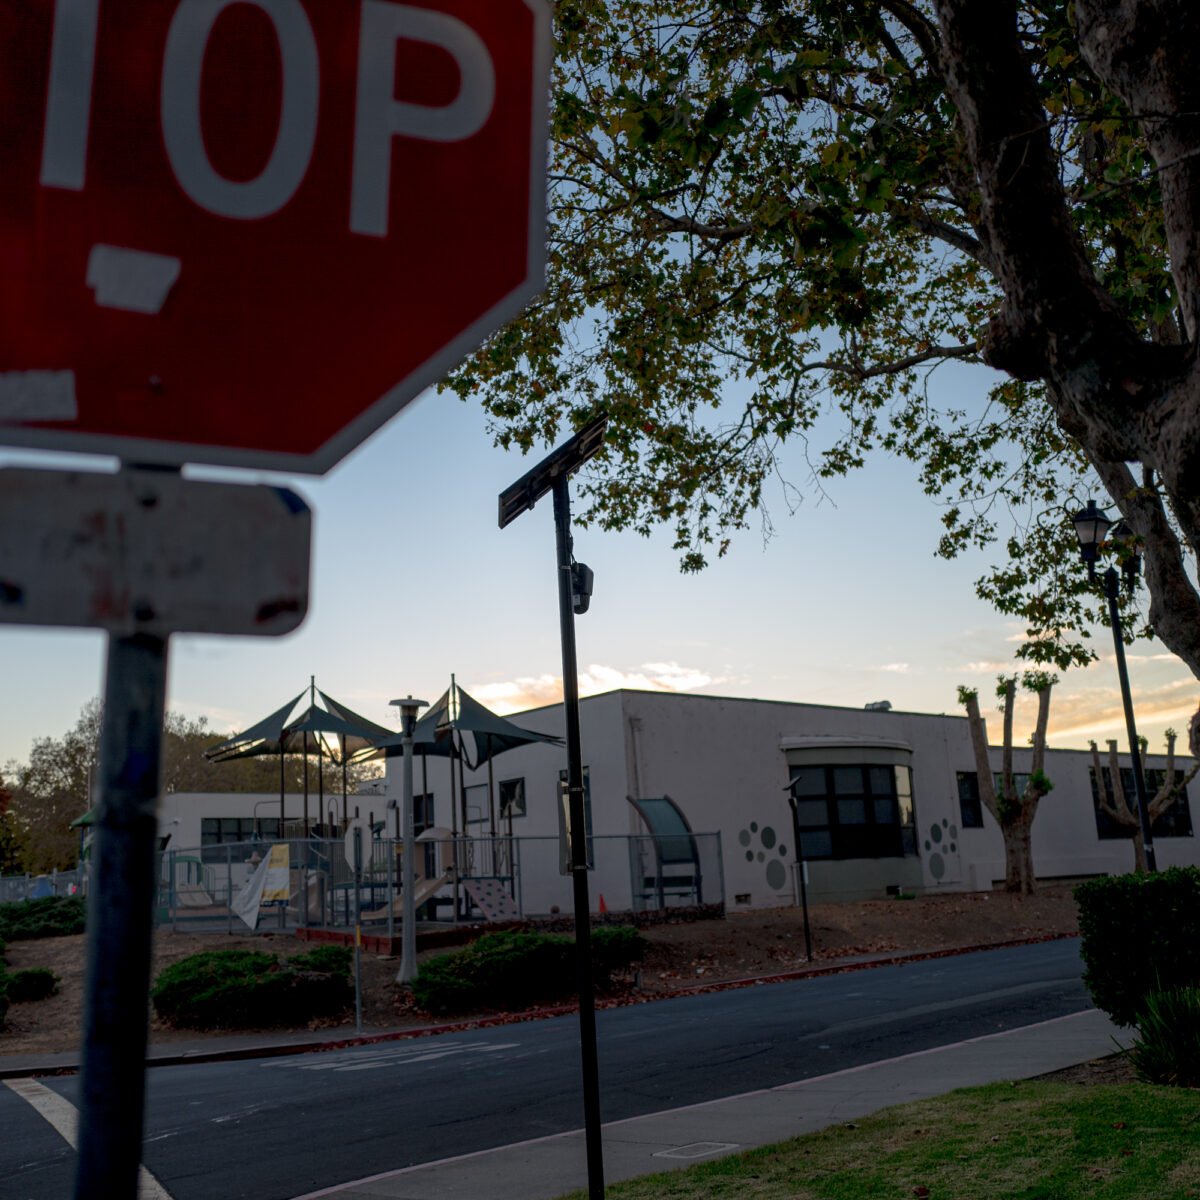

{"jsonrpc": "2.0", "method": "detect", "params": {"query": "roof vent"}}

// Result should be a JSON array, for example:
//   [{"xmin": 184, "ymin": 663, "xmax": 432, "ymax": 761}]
[{"xmin": 864, "ymin": 700, "xmax": 892, "ymax": 712}]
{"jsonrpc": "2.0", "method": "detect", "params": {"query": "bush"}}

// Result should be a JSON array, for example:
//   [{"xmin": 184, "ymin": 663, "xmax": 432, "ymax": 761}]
[
  {"xmin": 1130, "ymin": 986, "xmax": 1200, "ymax": 1087},
  {"xmin": 151, "ymin": 949, "xmax": 351, "ymax": 1030},
  {"xmin": 411, "ymin": 925, "xmax": 648, "ymax": 1015},
  {"xmin": 1076, "ymin": 868, "xmax": 1200, "ymax": 1026},
  {"xmin": 5, "ymin": 967, "xmax": 59, "ymax": 1003},
  {"xmin": 412, "ymin": 930, "xmax": 575, "ymax": 1015},
  {"xmin": 0, "ymin": 991, "xmax": 8, "ymax": 1029},
  {"xmin": 591, "ymin": 924, "xmax": 647, "ymax": 980},
  {"xmin": 0, "ymin": 896, "xmax": 86, "ymax": 942},
  {"xmin": 288, "ymin": 945, "xmax": 352, "ymax": 976}
]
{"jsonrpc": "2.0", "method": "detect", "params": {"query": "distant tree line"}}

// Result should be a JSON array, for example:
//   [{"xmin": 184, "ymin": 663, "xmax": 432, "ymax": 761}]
[{"xmin": 0, "ymin": 702, "xmax": 381, "ymax": 875}]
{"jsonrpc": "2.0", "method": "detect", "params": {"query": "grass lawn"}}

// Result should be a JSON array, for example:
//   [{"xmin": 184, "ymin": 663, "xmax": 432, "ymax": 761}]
[{"xmin": 557, "ymin": 1080, "xmax": 1200, "ymax": 1199}]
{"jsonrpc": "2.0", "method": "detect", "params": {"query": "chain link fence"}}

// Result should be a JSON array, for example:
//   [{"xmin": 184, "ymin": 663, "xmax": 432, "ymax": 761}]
[
  {"xmin": 0, "ymin": 868, "xmax": 87, "ymax": 904},
  {"xmin": 156, "ymin": 831, "xmax": 724, "ymax": 933}
]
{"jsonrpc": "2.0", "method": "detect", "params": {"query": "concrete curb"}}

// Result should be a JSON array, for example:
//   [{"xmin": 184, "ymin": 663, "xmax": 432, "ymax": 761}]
[{"xmin": 0, "ymin": 931, "xmax": 1080, "ymax": 1080}]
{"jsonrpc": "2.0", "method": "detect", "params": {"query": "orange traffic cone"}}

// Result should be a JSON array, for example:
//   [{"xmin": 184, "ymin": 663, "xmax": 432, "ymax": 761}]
[{"xmin": 598, "ymin": 894, "xmax": 608, "ymax": 914}]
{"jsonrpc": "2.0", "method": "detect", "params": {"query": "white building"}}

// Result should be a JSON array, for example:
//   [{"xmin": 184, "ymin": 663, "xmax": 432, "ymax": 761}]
[{"xmin": 161, "ymin": 689, "xmax": 1199, "ymax": 913}]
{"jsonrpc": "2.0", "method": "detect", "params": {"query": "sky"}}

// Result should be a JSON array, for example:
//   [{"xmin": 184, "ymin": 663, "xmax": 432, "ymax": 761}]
[{"xmin": 1, "ymin": 359, "xmax": 1196, "ymax": 772}]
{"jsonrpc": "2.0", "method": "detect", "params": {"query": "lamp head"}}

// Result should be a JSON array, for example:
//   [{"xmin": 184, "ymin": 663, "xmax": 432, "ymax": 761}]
[
  {"xmin": 1071, "ymin": 500, "xmax": 1113, "ymax": 577},
  {"xmin": 389, "ymin": 694, "xmax": 428, "ymax": 735}
]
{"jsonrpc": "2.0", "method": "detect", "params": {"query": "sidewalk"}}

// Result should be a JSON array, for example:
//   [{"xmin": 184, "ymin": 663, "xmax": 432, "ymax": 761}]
[{"xmin": 287, "ymin": 1007, "xmax": 1126, "ymax": 1200}]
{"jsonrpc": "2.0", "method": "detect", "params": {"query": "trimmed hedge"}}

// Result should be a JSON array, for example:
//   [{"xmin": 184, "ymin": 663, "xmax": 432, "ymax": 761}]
[
  {"xmin": 5, "ymin": 967, "xmax": 59, "ymax": 1003},
  {"xmin": 411, "ymin": 925, "xmax": 647, "ymax": 1016},
  {"xmin": 288, "ymin": 945, "xmax": 353, "ymax": 975},
  {"xmin": 0, "ymin": 896, "xmax": 86, "ymax": 942},
  {"xmin": 152, "ymin": 948, "xmax": 352, "ymax": 1030},
  {"xmin": 1076, "ymin": 867, "xmax": 1200, "ymax": 1026}
]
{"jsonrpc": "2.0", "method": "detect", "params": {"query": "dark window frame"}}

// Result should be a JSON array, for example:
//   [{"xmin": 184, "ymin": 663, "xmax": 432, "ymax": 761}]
[
  {"xmin": 787, "ymin": 764, "xmax": 915, "ymax": 861},
  {"xmin": 498, "ymin": 777, "xmax": 526, "ymax": 819},
  {"xmin": 200, "ymin": 817, "xmax": 279, "ymax": 845},
  {"xmin": 956, "ymin": 772, "xmax": 984, "ymax": 829},
  {"xmin": 1089, "ymin": 767, "xmax": 1194, "ymax": 840}
]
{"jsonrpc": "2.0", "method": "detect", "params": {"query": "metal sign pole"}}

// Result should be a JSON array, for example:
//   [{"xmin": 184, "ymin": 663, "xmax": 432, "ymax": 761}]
[
  {"xmin": 74, "ymin": 632, "xmax": 168, "ymax": 1200},
  {"xmin": 552, "ymin": 471, "xmax": 605, "ymax": 1200},
  {"xmin": 353, "ymin": 827, "xmax": 364, "ymax": 1035}
]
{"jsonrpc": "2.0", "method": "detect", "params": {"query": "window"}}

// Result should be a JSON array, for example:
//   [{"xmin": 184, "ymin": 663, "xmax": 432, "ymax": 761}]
[
  {"xmin": 787, "ymin": 764, "xmax": 915, "ymax": 860},
  {"xmin": 499, "ymin": 777, "xmax": 526, "ymax": 819},
  {"xmin": 464, "ymin": 783, "xmax": 488, "ymax": 826},
  {"xmin": 200, "ymin": 817, "xmax": 278, "ymax": 845},
  {"xmin": 957, "ymin": 773, "xmax": 984, "ymax": 829},
  {"xmin": 413, "ymin": 793, "xmax": 435, "ymax": 833},
  {"xmin": 955, "ymin": 772, "xmax": 1035, "ymax": 829},
  {"xmin": 1089, "ymin": 768, "xmax": 1193, "ymax": 840}
]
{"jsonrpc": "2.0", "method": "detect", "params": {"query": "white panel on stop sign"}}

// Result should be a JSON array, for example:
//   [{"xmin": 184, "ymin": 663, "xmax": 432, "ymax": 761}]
[{"xmin": 0, "ymin": 467, "xmax": 310, "ymax": 636}]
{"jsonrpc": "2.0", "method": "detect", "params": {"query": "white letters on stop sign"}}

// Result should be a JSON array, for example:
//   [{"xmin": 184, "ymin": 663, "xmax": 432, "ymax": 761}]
[
  {"xmin": 351, "ymin": 1, "xmax": 496, "ymax": 237},
  {"xmin": 38, "ymin": 0, "xmax": 497, "ymax": 235},
  {"xmin": 162, "ymin": 0, "xmax": 320, "ymax": 221}
]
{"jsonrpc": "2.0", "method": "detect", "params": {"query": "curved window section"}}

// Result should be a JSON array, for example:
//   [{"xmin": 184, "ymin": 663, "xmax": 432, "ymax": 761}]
[{"xmin": 789, "ymin": 763, "xmax": 916, "ymax": 860}]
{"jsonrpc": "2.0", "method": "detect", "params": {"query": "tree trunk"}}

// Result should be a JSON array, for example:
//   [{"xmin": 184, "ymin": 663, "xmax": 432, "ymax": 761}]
[
  {"xmin": 1132, "ymin": 825, "xmax": 1148, "ymax": 875},
  {"xmin": 1003, "ymin": 826, "xmax": 1023, "ymax": 893}
]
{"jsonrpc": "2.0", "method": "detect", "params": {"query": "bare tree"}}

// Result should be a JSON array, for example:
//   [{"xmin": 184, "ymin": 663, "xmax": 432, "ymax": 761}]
[
  {"xmin": 959, "ymin": 674, "xmax": 1055, "ymax": 894},
  {"xmin": 1089, "ymin": 730, "xmax": 1200, "ymax": 873}
]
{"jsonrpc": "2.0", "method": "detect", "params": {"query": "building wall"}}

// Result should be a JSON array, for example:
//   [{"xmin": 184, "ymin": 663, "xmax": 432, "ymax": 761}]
[{"xmin": 162, "ymin": 689, "xmax": 1200, "ymax": 914}]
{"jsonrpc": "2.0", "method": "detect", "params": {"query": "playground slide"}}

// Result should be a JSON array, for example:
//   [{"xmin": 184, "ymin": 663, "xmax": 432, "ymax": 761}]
[
  {"xmin": 361, "ymin": 870, "xmax": 453, "ymax": 921},
  {"xmin": 174, "ymin": 883, "xmax": 216, "ymax": 908}
]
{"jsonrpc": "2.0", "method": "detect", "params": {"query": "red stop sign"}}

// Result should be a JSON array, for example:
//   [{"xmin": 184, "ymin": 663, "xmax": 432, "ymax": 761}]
[{"xmin": 0, "ymin": 0, "xmax": 549, "ymax": 472}]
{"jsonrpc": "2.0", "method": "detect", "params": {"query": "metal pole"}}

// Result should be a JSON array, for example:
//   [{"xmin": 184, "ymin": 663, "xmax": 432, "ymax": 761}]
[
  {"xmin": 353, "ymin": 827, "xmax": 363, "ymax": 1035},
  {"xmin": 787, "ymin": 798, "xmax": 814, "ymax": 961},
  {"xmin": 386, "ymin": 831, "xmax": 395, "ymax": 943},
  {"xmin": 1106, "ymin": 567, "xmax": 1157, "ymax": 871},
  {"xmin": 487, "ymin": 734, "xmax": 496, "ymax": 839},
  {"xmin": 399, "ymin": 703, "xmax": 419, "ymax": 984},
  {"xmin": 552, "ymin": 471, "xmax": 605, "ymax": 1199},
  {"xmin": 303, "ymin": 731, "xmax": 310, "ymax": 832},
  {"xmin": 74, "ymin": 632, "xmax": 168, "ymax": 1200}
]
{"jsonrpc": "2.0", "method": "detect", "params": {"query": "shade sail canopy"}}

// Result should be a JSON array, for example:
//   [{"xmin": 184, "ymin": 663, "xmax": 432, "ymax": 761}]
[
  {"xmin": 452, "ymin": 687, "xmax": 563, "ymax": 767},
  {"xmin": 205, "ymin": 690, "xmax": 391, "ymax": 765},
  {"xmin": 359, "ymin": 684, "xmax": 562, "ymax": 766},
  {"xmin": 204, "ymin": 691, "xmax": 306, "ymax": 758}
]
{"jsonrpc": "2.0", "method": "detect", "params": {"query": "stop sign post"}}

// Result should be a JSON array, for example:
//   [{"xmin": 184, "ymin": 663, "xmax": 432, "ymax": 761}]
[{"xmin": 0, "ymin": 3, "xmax": 550, "ymax": 1196}]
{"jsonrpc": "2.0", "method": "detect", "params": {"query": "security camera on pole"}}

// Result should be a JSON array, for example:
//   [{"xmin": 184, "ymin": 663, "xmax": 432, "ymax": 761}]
[{"xmin": 391, "ymin": 696, "xmax": 427, "ymax": 985}]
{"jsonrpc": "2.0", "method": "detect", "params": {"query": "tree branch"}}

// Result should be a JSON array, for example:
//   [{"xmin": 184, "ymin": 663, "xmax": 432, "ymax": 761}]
[{"xmin": 933, "ymin": 0, "xmax": 1182, "ymax": 461}]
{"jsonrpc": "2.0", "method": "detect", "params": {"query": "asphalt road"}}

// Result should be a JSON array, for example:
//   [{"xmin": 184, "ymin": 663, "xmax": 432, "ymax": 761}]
[{"xmin": 1, "ymin": 938, "xmax": 1090, "ymax": 1200}]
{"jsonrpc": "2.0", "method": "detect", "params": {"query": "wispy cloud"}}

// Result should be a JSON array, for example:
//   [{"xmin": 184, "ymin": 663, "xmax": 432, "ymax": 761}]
[
  {"xmin": 957, "ymin": 660, "xmax": 1018, "ymax": 674},
  {"xmin": 877, "ymin": 663, "xmax": 911, "ymax": 674},
  {"xmin": 469, "ymin": 662, "xmax": 728, "ymax": 714},
  {"xmin": 1050, "ymin": 678, "xmax": 1199, "ymax": 742}
]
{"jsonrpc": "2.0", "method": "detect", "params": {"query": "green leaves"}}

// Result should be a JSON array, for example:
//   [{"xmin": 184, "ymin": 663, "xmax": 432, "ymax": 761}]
[{"xmin": 446, "ymin": 0, "xmax": 1182, "ymax": 662}]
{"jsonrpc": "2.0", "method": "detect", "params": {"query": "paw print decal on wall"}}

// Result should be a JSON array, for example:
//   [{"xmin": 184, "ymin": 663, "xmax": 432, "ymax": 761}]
[
  {"xmin": 923, "ymin": 818, "xmax": 958, "ymax": 880},
  {"xmin": 738, "ymin": 821, "xmax": 790, "ymax": 891}
]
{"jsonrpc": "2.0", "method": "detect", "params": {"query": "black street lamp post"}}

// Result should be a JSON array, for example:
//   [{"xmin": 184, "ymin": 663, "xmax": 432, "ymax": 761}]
[{"xmin": 1072, "ymin": 501, "xmax": 1157, "ymax": 871}]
